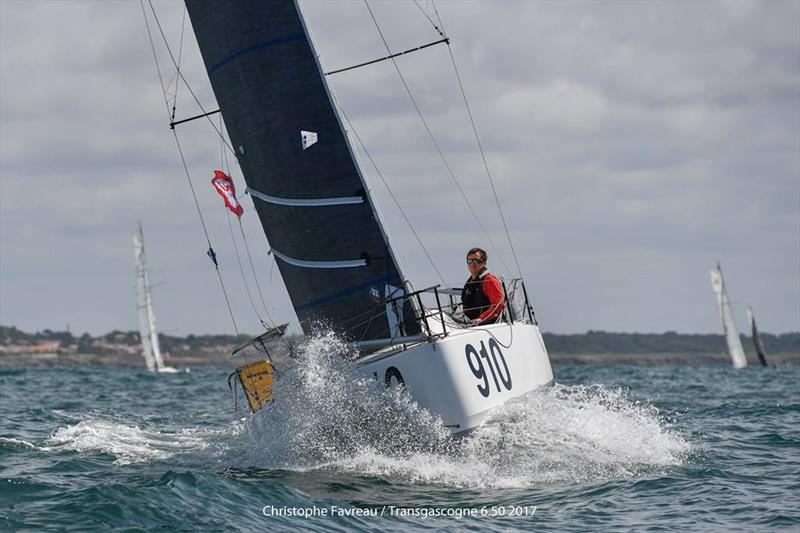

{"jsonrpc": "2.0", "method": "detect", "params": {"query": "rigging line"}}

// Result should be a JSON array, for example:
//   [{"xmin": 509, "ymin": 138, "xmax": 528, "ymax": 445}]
[
  {"xmin": 412, "ymin": 0, "xmax": 446, "ymax": 39},
  {"xmin": 139, "ymin": 0, "xmax": 171, "ymax": 118},
  {"xmin": 427, "ymin": 0, "xmax": 521, "ymax": 275},
  {"xmin": 141, "ymin": 0, "xmax": 239, "ymax": 337},
  {"xmin": 362, "ymin": 0, "xmax": 513, "ymax": 276},
  {"xmin": 220, "ymin": 118, "xmax": 276, "ymax": 327},
  {"xmin": 324, "ymin": 38, "xmax": 448, "ymax": 76},
  {"xmin": 339, "ymin": 108, "xmax": 446, "ymax": 285},
  {"xmin": 146, "ymin": 0, "xmax": 234, "ymax": 156},
  {"xmin": 172, "ymin": 127, "xmax": 240, "ymax": 337},
  {"xmin": 226, "ymin": 210, "xmax": 264, "ymax": 326},
  {"xmin": 444, "ymin": 43, "xmax": 523, "ymax": 278},
  {"xmin": 431, "ymin": 0, "xmax": 448, "ymax": 38},
  {"xmin": 238, "ymin": 218, "xmax": 276, "ymax": 326},
  {"xmin": 171, "ymin": 4, "xmax": 187, "ymax": 123},
  {"xmin": 219, "ymin": 118, "xmax": 266, "ymax": 328}
]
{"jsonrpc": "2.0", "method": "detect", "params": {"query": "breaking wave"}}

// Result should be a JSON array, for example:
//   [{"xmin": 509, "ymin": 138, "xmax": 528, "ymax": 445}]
[
  {"xmin": 225, "ymin": 332, "xmax": 690, "ymax": 487},
  {"xmin": 46, "ymin": 420, "xmax": 237, "ymax": 466}
]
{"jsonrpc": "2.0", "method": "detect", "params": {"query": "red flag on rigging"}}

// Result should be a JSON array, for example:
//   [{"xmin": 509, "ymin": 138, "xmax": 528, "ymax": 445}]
[{"xmin": 211, "ymin": 170, "xmax": 244, "ymax": 218}]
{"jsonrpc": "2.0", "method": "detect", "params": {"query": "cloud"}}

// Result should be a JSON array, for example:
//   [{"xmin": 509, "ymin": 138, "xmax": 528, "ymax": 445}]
[{"xmin": 1, "ymin": 0, "xmax": 798, "ymax": 336}]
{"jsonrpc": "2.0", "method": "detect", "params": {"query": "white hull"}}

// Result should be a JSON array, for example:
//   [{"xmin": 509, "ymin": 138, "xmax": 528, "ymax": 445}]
[{"xmin": 358, "ymin": 322, "xmax": 553, "ymax": 434}]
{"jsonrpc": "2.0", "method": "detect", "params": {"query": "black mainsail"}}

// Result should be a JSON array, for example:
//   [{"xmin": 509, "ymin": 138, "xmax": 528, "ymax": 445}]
[
  {"xmin": 185, "ymin": 0, "xmax": 419, "ymax": 342},
  {"xmin": 747, "ymin": 307, "xmax": 769, "ymax": 367}
]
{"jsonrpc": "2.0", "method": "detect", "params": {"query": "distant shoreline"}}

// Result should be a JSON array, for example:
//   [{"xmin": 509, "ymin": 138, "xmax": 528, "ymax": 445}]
[
  {"xmin": 1, "ymin": 351, "xmax": 797, "ymax": 368},
  {"xmin": 549, "ymin": 352, "xmax": 799, "ymax": 365},
  {"xmin": 2, "ymin": 325, "xmax": 798, "ymax": 367}
]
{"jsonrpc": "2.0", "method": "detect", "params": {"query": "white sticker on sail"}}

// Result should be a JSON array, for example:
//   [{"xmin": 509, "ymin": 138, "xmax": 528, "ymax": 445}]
[{"xmin": 301, "ymin": 130, "xmax": 318, "ymax": 150}]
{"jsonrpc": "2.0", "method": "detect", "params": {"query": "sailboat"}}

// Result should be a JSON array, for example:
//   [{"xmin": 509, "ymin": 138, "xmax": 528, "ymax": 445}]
[
  {"xmin": 746, "ymin": 307, "xmax": 769, "ymax": 367},
  {"xmin": 709, "ymin": 262, "xmax": 748, "ymax": 368},
  {"xmin": 134, "ymin": 224, "xmax": 179, "ymax": 373},
  {"xmin": 151, "ymin": 0, "xmax": 553, "ymax": 433}
]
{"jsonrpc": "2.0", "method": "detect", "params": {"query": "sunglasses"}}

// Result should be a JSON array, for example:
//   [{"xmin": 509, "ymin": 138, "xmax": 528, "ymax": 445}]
[{"xmin": 466, "ymin": 258, "xmax": 484, "ymax": 265}]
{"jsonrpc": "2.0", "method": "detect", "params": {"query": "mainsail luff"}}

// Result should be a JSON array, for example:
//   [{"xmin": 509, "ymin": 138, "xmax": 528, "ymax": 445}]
[
  {"xmin": 710, "ymin": 263, "xmax": 748, "ymax": 368},
  {"xmin": 185, "ymin": 0, "xmax": 419, "ymax": 342},
  {"xmin": 746, "ymin": 307, "xmax": 769, "ymax": 367},
  {"xmin": 134, "ymin": 226, "xmax": 156, "ymax": 372}
]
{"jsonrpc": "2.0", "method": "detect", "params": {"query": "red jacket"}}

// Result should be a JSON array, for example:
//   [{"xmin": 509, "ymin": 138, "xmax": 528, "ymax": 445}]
[{"xmin": 462, "ymin": 269, "xmax": 505, "ymax": 324}]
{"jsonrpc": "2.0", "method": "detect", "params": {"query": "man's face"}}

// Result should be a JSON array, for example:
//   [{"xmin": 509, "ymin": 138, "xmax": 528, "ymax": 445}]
[{"xmin": 466, "ymin": 253, "xmax": 484, "ymax": 277}]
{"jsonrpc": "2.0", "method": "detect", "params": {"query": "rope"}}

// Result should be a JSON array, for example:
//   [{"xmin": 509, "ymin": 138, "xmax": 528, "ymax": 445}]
[
  {"xmin": 170, "ymin": 5, "xmax": 187, "ymax": 124},
  {"xmin": 220, "ymin": 117, "xmax": 277, "ymax": 329},
  {"xmin": 140, "ymin": 0, "xmax": 240, "ymax": 337},
  {"xmin": 412, "ymin": 0, "xmax": 446, "ymax": 39},
  {"xmin": 363, "ymin": 0, "xmax": 513, "ymax": 277},
  {"xmin": 339, "ymin": 108, "xmax": 445, "ymax": 285},
  {"xmin": 239, "ymin": 219, "xmax": 275, "ymax": 324},
  {"xmin": 146, "ymin": 0, "xmax": 235, "ymax": 156},
  {"xmin": 226, "ymin": 211, "xmax": 265, "ymax": 327},
  {"xmin": 444, "ymin": 43, "xmax": 524, "ymax": 278}
]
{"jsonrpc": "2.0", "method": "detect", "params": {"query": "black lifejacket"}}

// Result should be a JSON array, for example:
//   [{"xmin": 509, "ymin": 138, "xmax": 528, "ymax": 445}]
[{"xmin": 462, "ymin": 269, "xmax": 492, "ymax": 320}]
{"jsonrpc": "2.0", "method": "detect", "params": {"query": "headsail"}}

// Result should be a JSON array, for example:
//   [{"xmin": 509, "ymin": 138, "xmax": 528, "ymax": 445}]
[
  {"xmin": 185, "ymin": 0, "xmax": 419, "ymax": 342},
  {"xmin": 746, "ymin": 307, "xmax": 769, "ymax": 367},
  {"xmin": 710, "ymin": 262, "xmax": 748, "ymax": 368}
]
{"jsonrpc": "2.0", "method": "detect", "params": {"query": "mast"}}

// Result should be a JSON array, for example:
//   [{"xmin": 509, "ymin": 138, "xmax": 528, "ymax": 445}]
[
  {"xmin": 134, "ymin": 225, "xmax": 156, "ymax": 372},
  {"xmin": 746, "ymin": 307, "xmax": 769, "ymax": 367},
  {"xmin": 184, "ymin": 0, "xmax": 420, "ymax": 342},
  {"xmin": 710, "ymin": 262, "xmax": 748, "ymax": 368}
]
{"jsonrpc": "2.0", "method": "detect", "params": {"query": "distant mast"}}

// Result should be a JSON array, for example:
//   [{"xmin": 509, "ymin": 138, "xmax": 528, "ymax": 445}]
[
  {"xmin": 709, "ymin": 262, "xmax": 748, "ymax": 368},
  {"xmin": 746, "ymin": 307, "xmax": 769, "ymax": 367},
  {"xmin": 134, "ymin": 226, "xmax": 156, "ymax": 372},
  {"xmin": 134, "ymin": 225, "xmax": 173, "ymax": 372}
]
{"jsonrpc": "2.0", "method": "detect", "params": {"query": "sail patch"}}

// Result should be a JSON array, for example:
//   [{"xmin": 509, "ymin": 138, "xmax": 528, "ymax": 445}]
[
  {"xmin": 247, "ymin": 187, "xmax": 363, "ymax": 207},
  {"xmin": 301, "ymin": 130, "xmax": 318, "ymax": 150},
  {"xmin": 270, "ymin": 248, "xmax": 366, "ymax": 269}
]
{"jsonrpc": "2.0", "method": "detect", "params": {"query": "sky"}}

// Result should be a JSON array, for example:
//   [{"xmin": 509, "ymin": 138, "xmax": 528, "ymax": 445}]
[{"xmin": 1, "ymin": 0, "xmax": 798, "ymax": 337}]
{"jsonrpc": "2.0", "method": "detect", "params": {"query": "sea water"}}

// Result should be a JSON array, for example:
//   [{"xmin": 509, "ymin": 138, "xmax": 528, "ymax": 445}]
[{"xmin": 1, "ymin": 334, "xmax": 798, "ymax": 531}]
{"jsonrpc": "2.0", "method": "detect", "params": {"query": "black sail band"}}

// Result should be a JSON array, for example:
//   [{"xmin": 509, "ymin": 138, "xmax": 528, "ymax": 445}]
[
  {"xmin": 270, "ymin": 249, "xmax": 367, "ymax": 269},
  {"xmin": 247, "ymin": 187, "xmax": 364, "ymax": 207}
]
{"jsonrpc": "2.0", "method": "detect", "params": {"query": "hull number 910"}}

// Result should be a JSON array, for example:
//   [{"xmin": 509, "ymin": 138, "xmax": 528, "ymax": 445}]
[{"xmin": 465, "ymin": 338, "xmax": 512, "ymax": 397}]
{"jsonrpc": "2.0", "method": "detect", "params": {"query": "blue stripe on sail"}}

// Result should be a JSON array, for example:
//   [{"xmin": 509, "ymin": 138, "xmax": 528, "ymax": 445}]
[
  {"xmin": 210, "ymin": 33, "xmax": 305, "ymax": 74},
  {"xmin": 296, "ymin": 274, "xmax": 401, "ymax": 311}
]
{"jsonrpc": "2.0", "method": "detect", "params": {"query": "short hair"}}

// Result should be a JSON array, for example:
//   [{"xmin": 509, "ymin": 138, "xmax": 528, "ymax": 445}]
[{"xmin": 466, "ymin": 247, "xmax": 487, "ymax": 262}]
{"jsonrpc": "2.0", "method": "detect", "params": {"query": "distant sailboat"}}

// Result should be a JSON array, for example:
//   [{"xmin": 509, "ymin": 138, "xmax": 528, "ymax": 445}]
[
  {"xmin": 709, "ymin": 262, "xmax": 747, "ymax": 368},
  {"xmin": 746, "ymin": 307, "xmax": 769, "ymax": 367},
  {"xmin": 134, "ymin": 225, "xmax": 178, "ymax": 373}
]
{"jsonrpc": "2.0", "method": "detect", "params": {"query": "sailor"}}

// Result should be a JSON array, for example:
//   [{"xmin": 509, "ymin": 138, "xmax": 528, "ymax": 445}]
[{"xmin": 461, "ymin": 247, "xmax": 505, "ymax": 325}]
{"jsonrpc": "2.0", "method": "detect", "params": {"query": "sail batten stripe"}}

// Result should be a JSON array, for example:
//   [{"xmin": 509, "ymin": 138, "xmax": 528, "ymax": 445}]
[
  {"xmin": 248, "ymin": 187, "xmax": 363, "ymax": 207},
  {"xmin": 210, "ymin": 33, "xmax": 305, "ymax": 74},
  {"xmin": 271, "ymin": 249, "xmax": 366, "ymax": 269}
]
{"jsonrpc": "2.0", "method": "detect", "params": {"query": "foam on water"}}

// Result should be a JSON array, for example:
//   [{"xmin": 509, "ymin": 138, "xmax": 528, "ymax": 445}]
[
  {"xmin": 319, "ymin": 384, "xmax": 691, "ymax": 488},
  {"xmin": 225, "ymin": 332, "xmax": 453, "ymax": 468},
  {"xmin": 223, "ymin": 332, "xmax": 690, "ymax": 487},
  {"xmin": 0, "ymin": 437, "xmax": 40, "ymax": 449},
  {"xmin": 46, "ymin": 420, "xmax": 239, "ymax": 465},
  {"xmin": 45, "ymin": 332, "xmax": 690, "ymax": 485}
]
